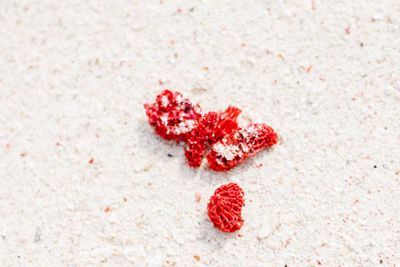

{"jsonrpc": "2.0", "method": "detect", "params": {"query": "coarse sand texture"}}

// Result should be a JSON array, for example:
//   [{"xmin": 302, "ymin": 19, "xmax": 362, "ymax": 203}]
[{"xmin": 0, "ymin": 0, "xmax": 399, "ymax": 266}]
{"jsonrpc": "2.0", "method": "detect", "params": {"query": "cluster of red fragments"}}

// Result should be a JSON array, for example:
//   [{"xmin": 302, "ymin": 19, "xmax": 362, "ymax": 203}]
[
  {"xmin": 144, "ymin": 89, "xmax": 278, "ymax": 171},
  {"xmin": 144, "ymin": 90, "xmax": 279, "ymax": 233}
]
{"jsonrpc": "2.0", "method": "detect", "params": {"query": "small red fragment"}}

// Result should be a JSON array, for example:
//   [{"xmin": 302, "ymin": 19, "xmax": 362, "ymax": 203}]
[
  {"xmin": 207, "ymin": 123, "xmax": 278, "ymax": 171},
  {"xmin": 89, "ymin": 158, "xmax": 94, "ymax": 164},
  {"xmin": 185, "ymin": 106, "xmax": 241, "ymax": 167},
  {"xmin": 345, "ymin": 26, "xmax": 351, "ymax": 34},
  {"xmin": 193, "ymin": 255, "xmax": 200, "ymax": 262},
  {"xmin": 104, "ymin": 206, "xmax": 112, "ymax": 213},
  {"xmin": 205, "ymin": 106, "xmax": 241, "ymax": 144},
  {"xmin": 184, "ymin": 130, "xmax": 205, "ymax": 168},
  {"xmin": 207, "ymin": 183, "xmax": 245, "ymax": 232},
  {"xmin": 144, "ymin": 90, "xmax": 202, "ymax": 142}
]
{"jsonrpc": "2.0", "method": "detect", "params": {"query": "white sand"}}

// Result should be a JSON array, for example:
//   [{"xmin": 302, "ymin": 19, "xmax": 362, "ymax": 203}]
[{"xmin": 0, "ymin": 1, "xmax": 399, "ymax": 266}]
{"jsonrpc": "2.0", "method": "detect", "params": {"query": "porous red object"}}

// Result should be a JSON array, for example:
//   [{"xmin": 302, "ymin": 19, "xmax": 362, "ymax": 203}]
[
  {"xmin": 185, "ymin": 106, "xmax": 241, "ymax": 167},
  {"xmin": 237, "ymin": 123, "xmax": 278, "ymax": 155},
  {"xmin": 145, "ymin": 90, "xmax": 279, "ymax": 171},
  {"xmin": 207, "ymin": 123, "xmax": 278, "ymax": 171},
  {"xmin": 144, "ymin": 90, "xmax": 202, "ymax": 142},
  {"xmin": 207, "ymin": 183, "xmax": 245, "ymax": 233},
  {"xmin": 202, "ymin": 106, "xmax": 241, "ymax": 144},
  {"xmin": 185, "ymin": 133, "xmax": 207, "ymax": 167}
]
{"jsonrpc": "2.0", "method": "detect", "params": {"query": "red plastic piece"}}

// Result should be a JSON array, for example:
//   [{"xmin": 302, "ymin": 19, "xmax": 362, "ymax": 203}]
[
  {"xmin": 207, "ymin": 123, "xmax": 278, "ymax": 171},
  {"xmin": 207, "ymin": 183, "xmax": 245, "ymax": 232},
  {"xmin": 185, "ymin": 106, "xmax": 241, "ymax": 167},
  {"xmin": 144, "ymin": 90, "xmax": 202, "ymax": 142}
]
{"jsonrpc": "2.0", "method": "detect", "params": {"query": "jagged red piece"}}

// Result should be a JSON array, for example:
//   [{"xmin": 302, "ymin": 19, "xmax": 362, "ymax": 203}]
[
  {"xmin": 185, "ymin": 106, "xmax": 241, "ymax": 167},
  {"xmin": 207, "ymin": 123, "xmax": 278, "ymax": 171},
  {"xmin": 144, "ymin": 90, "xmax": 202, "ymax": 142},
  {"xmin": 144, "ymin": 90, "xmax": 279, "ymax": 171},
  {"xmin": 207, "ymin": 183, "xmax": 245, "ymax": 233}
]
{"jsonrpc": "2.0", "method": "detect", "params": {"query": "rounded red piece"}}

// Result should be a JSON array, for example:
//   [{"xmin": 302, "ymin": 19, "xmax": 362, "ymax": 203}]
[
  {"xmin": 207, "ymin": 183, "xmax": 245, "ymax": 233},
  {"xmin": 144, "ymin": 90, "xmax": 202, "ymax": 142}
]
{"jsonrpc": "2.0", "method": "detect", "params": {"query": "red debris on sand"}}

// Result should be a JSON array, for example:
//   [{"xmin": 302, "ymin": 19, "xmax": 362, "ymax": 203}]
[
  {"xmin": 207, "ymin": 124, "xmax": 278, "ymax": 171},
  {"xmin": 145, "ymin": 90, "xmax": 278, "ymax": 171},
  {"xmin": 185, "ymin": 106, "xmax": 241, "ymax": 167},
  {"xmin": 207, "ymin": 183, "xmax": 245, "ymax": 232},
  {"xmin": 204, "ymin": 106, "xmax": 241, "ymax": 144},
  {"xmin": 89, "ymin": 158, "xmax": 94, "ymax": 164},
  {"xmin": 144, "ymin": 90, "xmax": 202, "ymax": 142},
  {"xmin": 185, "ymin": 136, "xmax": 207, "ymax": 167}
]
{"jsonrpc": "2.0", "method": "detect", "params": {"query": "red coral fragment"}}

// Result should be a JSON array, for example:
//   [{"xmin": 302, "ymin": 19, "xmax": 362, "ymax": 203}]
[
  {"xmin": 144, "ymin": 90, "xmax": 202, "ymax": 142},
  {"xmin": 185, "ymin": 106, "xmax": 241, "ymax": 167},
  {"xmin": 145, "ymin": 90, "xmax": 279, "ymax": 171},
  {"xmin": 239, "ymin": 123, "xmax": 278, "ymax": 155},
  {"xmin": 207, "ymin": 123, "xmax": 278, "ymax": 171},
  {"xmin": 202, "ymin": 106, "xmax": 241, "ymax": 144},
  {"xmin": 185, "ymin": 134, "xmax": 207, "ymax": 167},
  {"xmin": 207, "ymin": 183, "xmax": 245, "ymax": 232}
]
